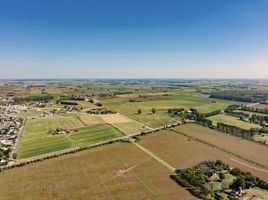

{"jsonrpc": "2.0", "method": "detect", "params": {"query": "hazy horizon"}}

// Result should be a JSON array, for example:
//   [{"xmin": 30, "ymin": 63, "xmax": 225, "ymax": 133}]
[{"xmin": 1, "ymin": 0, "xmax": 268, "ymax": 79}]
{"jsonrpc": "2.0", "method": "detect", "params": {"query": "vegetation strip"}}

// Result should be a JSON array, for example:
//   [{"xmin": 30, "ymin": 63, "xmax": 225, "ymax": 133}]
[{"xmin": 170, "ymin": 129, "xmax": 268, "ymax": 172}]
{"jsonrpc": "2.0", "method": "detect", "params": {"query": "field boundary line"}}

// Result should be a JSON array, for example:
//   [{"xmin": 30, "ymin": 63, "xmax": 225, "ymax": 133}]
[
  {"xmin": 132, "ymin": 141, "xmax": 176, "ymax": 172},
  {"xmin": 117, "ymin": 113, "xmax": 154, "ymax": 130},
  {"xmin": 170, "ymin": 129, "xmax": 268, "ymax": 172}
]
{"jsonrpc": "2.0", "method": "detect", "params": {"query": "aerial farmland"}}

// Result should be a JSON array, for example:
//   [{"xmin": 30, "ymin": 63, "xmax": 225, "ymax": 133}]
[{"xmin": 0, "ymin": 79, "xmax": 268, "ymax": 199}]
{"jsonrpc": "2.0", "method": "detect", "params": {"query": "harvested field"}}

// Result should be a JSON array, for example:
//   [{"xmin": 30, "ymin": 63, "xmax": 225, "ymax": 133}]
[
  {"xmin": 0, "ymin": 143, "xmax": 195, "ymax": 200},
  {"xmin": 138, "ymin": 129, "xmax": 268, "ymax": 181},
  {"xmin": 101, "ymin": 113, "xmax": 132, "ymax": 123},
  {"xmin": 101, "ymin": 113, "xmax": 148, "ymax": 134},
  {"xmin": 174, "ymin": 124, "xmax": 268, "ymax": 170},
  {"xmin": 78, "ymin": 114, "xmax": 106, "ymax": 125}
]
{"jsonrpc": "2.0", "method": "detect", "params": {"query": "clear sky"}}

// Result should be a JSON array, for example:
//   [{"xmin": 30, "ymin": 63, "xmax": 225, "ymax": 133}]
[{"xmin": 0, "ymin": 0, "xmax": 267, "ymax": 79}]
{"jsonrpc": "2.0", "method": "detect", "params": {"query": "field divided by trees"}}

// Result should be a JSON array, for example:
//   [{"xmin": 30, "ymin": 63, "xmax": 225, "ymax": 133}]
[
  {"xmin": 174, "ymin": 124, "xmax": 268, "ymax": 170},
  {"xmin": 138, "ymin": 129, "xmax": 268, "ymax": 181}
]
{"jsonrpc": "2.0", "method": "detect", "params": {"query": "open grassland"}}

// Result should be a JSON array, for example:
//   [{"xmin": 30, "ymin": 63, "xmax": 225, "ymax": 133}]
[
  {"xmin": 0, "ymin": 143, "xmax": 195, "ymax": 200},
  {"xmin": 138, "ymin": 129, "xmax": 268, "ymax": 181},
  {"xmin": 17, "ymin": 115, "xmax": 122, "ymax": 159},
  {"xmin": 174, "ymin": 124, "xmax": 268, "ymax": 170},
  {"xmin": 29, "ymin": 87, "xmax": 64, "ymax": 97},
  {"xmin": 208, "ymin": 114, "xmax": 261, "ymax": 129},
  {"xmin": 16, "ymin": 109, "xmax": 44, "ymax": 118},
  {"xmin": 102, "ymin": 94, "xmax": 234, "ymax": 127}
]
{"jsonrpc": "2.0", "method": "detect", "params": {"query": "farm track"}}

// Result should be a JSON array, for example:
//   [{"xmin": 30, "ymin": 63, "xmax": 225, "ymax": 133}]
[
  {"xmin": 106, "ymin": 114, "xmax": 176, "ymax": 172},
  {"xmin": 170, "ymin": 129, "xmax": 268, "ymax": 173},
  {"xmin": 2, "ymin": 120, "xmax": 181, "ymax": 171},
  {"xmin": 132, "ymin": 141, "xmax": 176, "ymax": 172},
  {"xmin": 117, "ymin": 113, "xmax": 154, "ymax": 130}
]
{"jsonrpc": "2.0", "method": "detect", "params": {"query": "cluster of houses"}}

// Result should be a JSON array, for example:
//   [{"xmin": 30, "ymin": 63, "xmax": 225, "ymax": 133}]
[
  {"xmin": 0, "ymin": 104, "xmax": 28, "ymax": 117},
  {"xmin": 0, "ymin": 117, "xmax": 23, "ymax": 166}
]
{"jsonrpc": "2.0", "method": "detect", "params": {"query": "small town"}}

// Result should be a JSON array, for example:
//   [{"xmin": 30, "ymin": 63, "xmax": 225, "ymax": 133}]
[{"xmin": 0, "ymin": 102, "xmax": 25, "ymax": 165}]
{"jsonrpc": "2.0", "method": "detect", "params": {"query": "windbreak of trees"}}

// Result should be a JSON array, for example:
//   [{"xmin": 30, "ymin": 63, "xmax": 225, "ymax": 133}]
[
  {"xmin": 15, "ymin": 95, "xmax": 53, "ymax": 103},
  {"xmin": 224, "ymin": 105, "xmax": 249, "ymax": 117},
  {"xmin": 210, "ymin": 89, "xmax": 268, "ymax": 103},
  {"xmin": 250, "ymin": 114, "xmax": 268, "ymax": 126},
  {"xmin": 204, "ymin": 110, "xmax": 221, "ymax": 117},
  {"xmin": 186, "ymin": 108, "xmax": 213, "ymax": 127},
  {"xmin": 216, "ymin": 123, "xmax": 257, "ymax": 140},
  {"xmin": 229, "ymin": 167, "xmax": 268, "ymax": 190},
  {"xmin": 240, "ymin": 105, "xmax": 268, "ymax": 115},
  {"xmin": 168, "ymin": 108, "xmax": 185, "ymax": 117}
]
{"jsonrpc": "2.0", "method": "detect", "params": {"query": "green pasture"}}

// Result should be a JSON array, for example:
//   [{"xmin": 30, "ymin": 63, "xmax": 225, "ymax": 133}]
[
  {"xmin": 208, "ymin": 114, "xmax": 261, "ymax": 130},
  {"xmin": 17, "ymin": 115, "xmax": 122, "ymax": 159}
]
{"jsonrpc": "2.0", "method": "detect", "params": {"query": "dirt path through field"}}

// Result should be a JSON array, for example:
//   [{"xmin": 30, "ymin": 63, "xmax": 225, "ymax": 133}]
[
  {"xmin": 131, "ymin": 139, "xmax": 176, "ymax": 172},
  {"xmin": 229, "ymin": 158, "xmax": 268, "ymax": 173},
  {"xmin": 117, "ymin": 113, "xmax": 154, "ymax": 130}
]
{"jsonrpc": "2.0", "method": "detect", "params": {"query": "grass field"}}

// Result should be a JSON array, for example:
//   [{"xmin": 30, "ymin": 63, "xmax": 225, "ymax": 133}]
[
  {"xmin": 0, "ymin": 143, "xmax": 195, "ymax": 200},
  {"xmin": 174, "ymin": 124, "xmax": 268, "ymax": 170},
  {"xmin": 102, "ymin": 94, "xmax": 234, "ymax": 127},
  {"xmin": 208, "ymin": 114, "xmax": 261, "ymax": 129},
  {"xmin": 138, "ymin": 129, "xmax": 268, "ymax": 181},
  {"xmin": 17, "ymin": 115, "xmax": 122, "ymax": 159},
  {"xmin": 16, "ymin": 109, "xmax": 44, "ymax": 118},
  {"xmin": 69, "ymin": 124, "xmax": 122, "ymax": 146}
]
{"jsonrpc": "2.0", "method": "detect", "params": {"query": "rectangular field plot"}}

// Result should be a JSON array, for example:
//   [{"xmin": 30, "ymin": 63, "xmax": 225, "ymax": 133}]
[
  {"xmin": 138, "ymin": 129, "xmax": 268, "ymax": 181},
  {"xmin": 174, "ymin": 124, "xmax": 268, "ymax": 171},
  {"xmin": 18, "ymin": 115, "xmax": 122, "ymax": 159},
  {"xmin": 0, "ymin": 143, "xmax": 195, "ymax": 200},
  {"xmin": 208, "ymin": 114, "xmax": 261, "ymax": 129},
  {"xmin": 101, "ymin": 114, "xmax": 148, "ymax": 134},
  {"xmin": 69, "ymin": 124, "xmax": 122, "ymax": 146}
]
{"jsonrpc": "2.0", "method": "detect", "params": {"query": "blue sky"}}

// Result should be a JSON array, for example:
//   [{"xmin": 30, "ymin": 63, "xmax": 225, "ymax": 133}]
[{"xmin": 0, "ymin": 0, "xmax": 267, "ymax": 78}]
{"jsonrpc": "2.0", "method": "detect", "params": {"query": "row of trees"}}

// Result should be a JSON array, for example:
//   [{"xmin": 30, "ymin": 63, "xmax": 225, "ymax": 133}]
[
  {"xmin": 216, "ymin": 123, "xmax": 257, "ymax": 140},
  {"xmin": 209, "ymin": 89, "xmax": 268, "ymax": 103},
  {"xmin": 14, "ymin": 95, "xmax": 53, "ymax": 104},
  {"xmin": 240, "ymin": 104, "xmax": 268, "ymax": 115}
]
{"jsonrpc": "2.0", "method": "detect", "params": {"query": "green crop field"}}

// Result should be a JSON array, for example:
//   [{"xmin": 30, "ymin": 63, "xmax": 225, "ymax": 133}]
[
  {"xmin": 208, "ymin": 114, "xmax": 261, "ymax": 130},
  {"xmin": 102, "ymin": 94, "xmax": 235, "ymax": 127},
  {"xmin": 17, "ymin": 115, "xmax": 122, "ymax": 159},
  {"xmin": 69, "ymin": 124, "xmax": 122, "ymax": 146}
]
